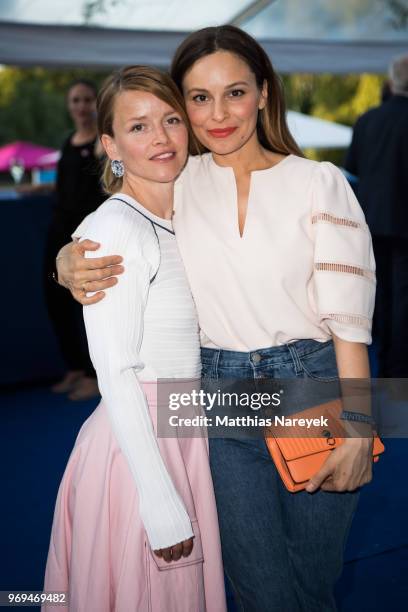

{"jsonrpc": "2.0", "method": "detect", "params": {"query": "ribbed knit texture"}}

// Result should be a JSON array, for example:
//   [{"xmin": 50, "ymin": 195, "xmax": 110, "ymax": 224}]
[{"xmin": 77, "ymin": 195, "xmax": 200, "ymax": 550}]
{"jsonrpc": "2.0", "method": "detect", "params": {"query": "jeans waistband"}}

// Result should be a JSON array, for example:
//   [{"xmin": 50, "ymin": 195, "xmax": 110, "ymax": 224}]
[{"xmin": 200, "ymin": 339, "xmax": 333, "ymax": 367}]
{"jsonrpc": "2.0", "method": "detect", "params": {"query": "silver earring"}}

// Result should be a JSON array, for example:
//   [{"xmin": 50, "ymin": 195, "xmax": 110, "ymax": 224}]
[{"xmin": 111, "ymin": 159, "xmax": 124, "ymax": 177}]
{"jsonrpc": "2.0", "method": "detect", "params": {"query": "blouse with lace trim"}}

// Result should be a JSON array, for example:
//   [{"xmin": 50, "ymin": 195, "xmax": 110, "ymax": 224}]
[{"xmin": 173, "ymin": 154, "xmax": 376, "ymax": 350}]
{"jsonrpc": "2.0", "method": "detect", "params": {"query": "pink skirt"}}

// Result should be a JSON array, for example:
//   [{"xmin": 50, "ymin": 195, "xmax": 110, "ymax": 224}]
[{"xmin": 43, "ymin": 383, "xmax": 226, "ymax": 612}]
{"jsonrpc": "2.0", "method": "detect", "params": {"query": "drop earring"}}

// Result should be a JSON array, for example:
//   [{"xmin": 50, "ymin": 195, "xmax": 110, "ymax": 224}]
[{"xmin": 111, "ymin": 159, "xmax": 124, "ymax": 177}]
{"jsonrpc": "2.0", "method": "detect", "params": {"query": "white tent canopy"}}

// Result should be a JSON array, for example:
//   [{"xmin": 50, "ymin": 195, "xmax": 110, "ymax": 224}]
[
  {"xmin": 0, "ymin": 0, "xmax": 407, "ymax": 73},
  {"xmin": 287, "ymin": 111, "xmax": 352, "ymax": 149}
]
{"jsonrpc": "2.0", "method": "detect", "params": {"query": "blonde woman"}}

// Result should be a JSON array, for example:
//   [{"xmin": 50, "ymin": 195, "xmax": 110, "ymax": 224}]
[{"xmin": 43, "ymin": 66, "xmax": 226, "ymax": 612}]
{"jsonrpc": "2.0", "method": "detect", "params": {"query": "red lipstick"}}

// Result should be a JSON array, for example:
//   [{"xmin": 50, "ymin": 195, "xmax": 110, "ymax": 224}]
[{"xmin": 207, "ymin": 127, "xmax": 237, "ymax": 138}]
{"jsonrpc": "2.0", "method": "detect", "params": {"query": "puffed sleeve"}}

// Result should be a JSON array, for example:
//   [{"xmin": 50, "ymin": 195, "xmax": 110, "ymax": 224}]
[
  {"xmin": 82, "ymin": 200, "xmax": 193, "ymax": 550},
  {"xmin": 310, "ymin": 162, "xmax": 376, "ymax": 344}
]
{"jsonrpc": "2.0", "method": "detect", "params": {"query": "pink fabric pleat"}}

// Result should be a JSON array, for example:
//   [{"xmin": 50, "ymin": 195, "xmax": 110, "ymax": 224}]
[{"xmin": 42, "ymin": 383, "xmax": 226, "ymax": 612}]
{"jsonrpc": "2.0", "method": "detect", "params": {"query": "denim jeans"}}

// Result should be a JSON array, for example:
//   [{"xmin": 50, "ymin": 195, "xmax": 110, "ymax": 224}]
[{"xmin": 201, "ymin": 339, "xmax": 359, "ymax": 612}]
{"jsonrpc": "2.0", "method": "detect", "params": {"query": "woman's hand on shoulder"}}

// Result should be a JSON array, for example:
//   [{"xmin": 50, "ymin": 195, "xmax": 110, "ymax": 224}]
[
  {"xmin": 56, "ymin": 240, "xmax": 124, "ymax": 305},
  {"xmin": 305, "ymin": 434, "xmax": 373, "ymax": 493}
]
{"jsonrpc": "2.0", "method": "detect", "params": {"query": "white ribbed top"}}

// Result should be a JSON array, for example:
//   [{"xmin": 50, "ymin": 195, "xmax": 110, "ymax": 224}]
[{"xmin": 76, "ymin": 193, "xmax": 200, "ymax": 550}]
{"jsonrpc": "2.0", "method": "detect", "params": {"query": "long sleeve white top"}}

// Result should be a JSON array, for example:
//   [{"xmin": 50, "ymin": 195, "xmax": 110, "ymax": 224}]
[
  {"xmin": 173, "ymin": 153, "xmax": 376, "ymax": 351},
  {"xmin": 76, "ymin": 194, "xmax": 201, "ymax": 550}
]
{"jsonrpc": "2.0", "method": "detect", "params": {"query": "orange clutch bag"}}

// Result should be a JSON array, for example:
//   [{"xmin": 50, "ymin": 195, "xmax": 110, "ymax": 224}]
[{"xmin": 265, "ymin": 399, "xmax": 385, "ymax": 493}]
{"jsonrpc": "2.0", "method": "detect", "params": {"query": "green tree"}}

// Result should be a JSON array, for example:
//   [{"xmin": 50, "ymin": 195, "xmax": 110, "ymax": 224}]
[
  {"xmin": 0, "ymin": 67, "xmax": 108, "ymax": 149},
  {"xmin": 282, "ymin": 72, "xmax": 385, "ymax": 163},
  {"xmin": 0, "ymin": 66, "xmax": 385, "ymax": 166},
  {"xmin": 311, "ymin": 74, "xmax": 383, "ymax": 125}
]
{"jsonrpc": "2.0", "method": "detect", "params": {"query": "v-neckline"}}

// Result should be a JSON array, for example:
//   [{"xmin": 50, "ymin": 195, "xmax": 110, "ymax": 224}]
[
  {"xmin": 234, "ymin": 173, "xmax": 252, "ymax": 239},
  {"xmin": 209, "ymin": 154, "xmax": 294, "ymax": 240}
]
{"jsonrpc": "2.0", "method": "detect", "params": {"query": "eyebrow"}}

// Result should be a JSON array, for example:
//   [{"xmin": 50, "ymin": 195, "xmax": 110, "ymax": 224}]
[
  {"xmin": 126, "ymin": 115, "xmax": 147, "ymax": 122},
  {"xmin": 186, "ymin": 81, "xmax": 249, "ymax": 94},
  {"xmin": 125, "ymin": 110, "xmax": 178, "ymax": 123}
]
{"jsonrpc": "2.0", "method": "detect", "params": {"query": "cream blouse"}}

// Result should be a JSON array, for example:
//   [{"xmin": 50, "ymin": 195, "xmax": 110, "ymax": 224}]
[{"xmin": 173, "ymin": 153, "xmax": 376, "ymax": 352}]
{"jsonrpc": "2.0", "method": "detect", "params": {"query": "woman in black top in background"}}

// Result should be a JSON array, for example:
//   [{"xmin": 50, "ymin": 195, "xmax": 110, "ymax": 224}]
[{"xmin": 44, "ymin": 79, "xmax": 105, "ymax": 400}]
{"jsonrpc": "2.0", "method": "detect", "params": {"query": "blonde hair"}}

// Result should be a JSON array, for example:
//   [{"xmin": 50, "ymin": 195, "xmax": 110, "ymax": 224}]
[{"xmin": 97, "ymin": 65, "xmax": 199, "ymax": 193}]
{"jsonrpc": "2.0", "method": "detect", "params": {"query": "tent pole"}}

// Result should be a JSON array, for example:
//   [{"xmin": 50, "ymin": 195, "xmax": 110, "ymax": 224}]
[{"xmin": 229, "ymin": 0, "xmax": 277, "ymax": 27}]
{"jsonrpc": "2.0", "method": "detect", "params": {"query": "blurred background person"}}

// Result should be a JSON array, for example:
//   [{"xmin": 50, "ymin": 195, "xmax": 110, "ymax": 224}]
[
  {"xmin": 43, "ymin": 79, "xmax": 105, "ymax": 399},
  {"xmin": 381, "ymin": 79, "xmax": 393, "ymax": 103},
  {"xmin": 345, "ymin": 55, "xmax": 408, "ymax": 378}
]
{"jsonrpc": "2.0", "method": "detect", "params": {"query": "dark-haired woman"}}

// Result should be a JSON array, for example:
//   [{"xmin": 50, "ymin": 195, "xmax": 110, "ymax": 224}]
[
  {"xmin": 56, "ymin": 27, "xmax": 376, "ymax": 612},
  {"xmin": 44, "ymin": 79, "xmax": 104, "ymax": 400}
]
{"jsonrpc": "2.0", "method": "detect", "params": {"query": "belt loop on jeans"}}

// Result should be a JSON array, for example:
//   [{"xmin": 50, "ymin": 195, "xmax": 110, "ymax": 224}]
[
  {"xmin": 287, "ymin": 342, "xmax": 302, "ymax": 376},
  {"xmin": 213, "ymin": 349, "xmax": 221, "ymax": 379}
]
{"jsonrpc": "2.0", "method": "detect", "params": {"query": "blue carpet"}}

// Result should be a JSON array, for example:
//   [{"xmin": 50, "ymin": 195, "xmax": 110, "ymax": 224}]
[
  {"xmin": 0, "ymin": 385, "xmax": 407, "ymax": 611},
  {"xmin": 0, "ymin": 387, "xmax": 98, "ymax": 598},
  {"xmin": 336, "ymin": 547, "xmax": 408, "ymax": 611}
]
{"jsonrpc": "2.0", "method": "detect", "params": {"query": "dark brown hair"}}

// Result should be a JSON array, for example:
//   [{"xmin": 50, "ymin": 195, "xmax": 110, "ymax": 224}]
[
  {"xmin": 97, "ymin": 65, "xmax": 198, "ymax": 192},
  {"xmin": 67, "ymin": 78, "xmax": 98, "ymax": 98},
  {"xmin": 171, "ymin": 25, "xmax": 303, "ymax": 157}
]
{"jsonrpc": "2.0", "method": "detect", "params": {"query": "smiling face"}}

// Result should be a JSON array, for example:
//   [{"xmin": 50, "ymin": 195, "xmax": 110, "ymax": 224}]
[
  {"xmin": 101, "ymin": 89, "xmax": 188, "ymax": 185},
  {"xmin": 67, "ymin": 83, "xmax": 96, "ymax": 127},
  {"xmin": 182, "ymin": 50, "xmax": 267, "ymax": 156}
]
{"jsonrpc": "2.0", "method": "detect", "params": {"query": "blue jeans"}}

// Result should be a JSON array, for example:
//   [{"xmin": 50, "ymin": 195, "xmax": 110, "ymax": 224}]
[{"xmin": 201, "ymin": 339, "xmax": 359, "ymax": 612}]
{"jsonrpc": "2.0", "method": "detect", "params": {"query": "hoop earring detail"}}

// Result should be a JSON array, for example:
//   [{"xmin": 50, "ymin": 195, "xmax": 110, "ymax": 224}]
[{"xmin": 111, "ymin": 159, "xmax": 124, "ymax": 178}]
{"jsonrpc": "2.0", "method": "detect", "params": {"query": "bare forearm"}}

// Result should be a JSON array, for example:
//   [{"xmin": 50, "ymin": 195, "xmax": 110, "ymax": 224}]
[
  {"xmin": 332, "ymin": 334, "xmax": 370, "ymax": 378},
  {"xmin": 332, "ymin": 333, "xmax": 373, "ymax": 431},
  {"xmin": 306, "ymin": 334, "xmax": 374, "ymax": 492},
  {"xmin": 55, "ymin": 239, "xmax": 124, "ymax": 304}
]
